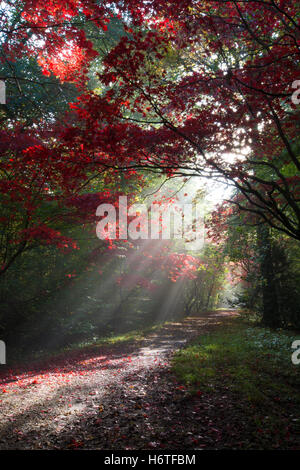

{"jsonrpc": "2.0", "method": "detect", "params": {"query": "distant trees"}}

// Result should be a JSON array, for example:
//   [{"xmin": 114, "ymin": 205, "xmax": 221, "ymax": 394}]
[{"xmin": 216, "ymin": 196, "xmax": 300, "ymax": 328}]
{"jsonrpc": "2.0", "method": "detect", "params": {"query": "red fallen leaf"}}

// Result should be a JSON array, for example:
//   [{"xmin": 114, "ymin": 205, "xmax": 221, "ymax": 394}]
[
  {"xmin": 1, "ymin": 389, "xmax": 8, "ymax": 393},
  {"xmin": 70, "ymin": 439, "xmax": 84, "ymax": 448}
]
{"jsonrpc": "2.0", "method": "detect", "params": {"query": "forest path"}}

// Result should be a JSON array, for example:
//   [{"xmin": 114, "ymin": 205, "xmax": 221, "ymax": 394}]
[{"xmin": 0, "ymin": 310, "xmax": 238, "ymax": 450}]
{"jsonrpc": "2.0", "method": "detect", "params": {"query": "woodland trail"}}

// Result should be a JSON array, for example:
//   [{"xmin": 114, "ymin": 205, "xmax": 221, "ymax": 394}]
[{"xmin": 0, "ymin": 310, "xmax": 239, "ymax": 450}]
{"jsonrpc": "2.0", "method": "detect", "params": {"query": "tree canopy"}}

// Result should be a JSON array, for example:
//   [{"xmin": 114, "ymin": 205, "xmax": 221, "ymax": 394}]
[{"xmin": 0, "ymin": 0, "xmax": 299, "ymax": 343}]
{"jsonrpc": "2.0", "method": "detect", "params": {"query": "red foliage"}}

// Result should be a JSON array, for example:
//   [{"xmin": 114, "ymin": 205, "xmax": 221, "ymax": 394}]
[{"xmin": 1, "ymin": 0, "xmax": 299, "ymax": 279}]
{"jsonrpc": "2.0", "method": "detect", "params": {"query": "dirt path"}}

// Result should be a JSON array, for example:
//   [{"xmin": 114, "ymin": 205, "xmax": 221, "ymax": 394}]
[{"xmin": 0, "ymin": 311, "xmax": 238, "ymax": 450}]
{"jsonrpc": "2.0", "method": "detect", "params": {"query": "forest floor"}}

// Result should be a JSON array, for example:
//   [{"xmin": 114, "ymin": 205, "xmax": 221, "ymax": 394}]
[{"xmin": 0, "ymin": 310, "xmax": 299, "ymax": 450}]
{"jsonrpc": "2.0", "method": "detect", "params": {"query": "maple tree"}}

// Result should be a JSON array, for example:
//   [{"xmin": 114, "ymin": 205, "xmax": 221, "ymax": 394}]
[
  {"xmin": 66, "ymin": 0, "xmax": 299, "ymax": 239},
  {"xmin": 0, "ymin": 0, "xmax": 300, "ymax": 343},
  {"xmin": 1, "ymin": 0, "xmax": 299, "ymax": 273}
]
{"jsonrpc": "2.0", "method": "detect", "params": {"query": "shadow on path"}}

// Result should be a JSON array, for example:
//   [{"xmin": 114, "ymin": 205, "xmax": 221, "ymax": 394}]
[{"xmin": 0, "ymin": 310, "xmax": 239, "ymax": 450}]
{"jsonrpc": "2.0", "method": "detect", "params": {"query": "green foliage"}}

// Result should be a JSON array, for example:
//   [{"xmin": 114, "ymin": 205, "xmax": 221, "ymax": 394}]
[
  {"xmin": 172, "ymin": 317, "xmax": 300, "ymax": 405},
  {"xmin": 183, "ymin": 244, "xmax": 226, "ymax": 314},
  {"xmin": 223, "ymin": 199, "xmax": 300, "ymax": 328},
  {"xmin": 0, "ymin": 57, "xmax": 78, "ymax": 126}
]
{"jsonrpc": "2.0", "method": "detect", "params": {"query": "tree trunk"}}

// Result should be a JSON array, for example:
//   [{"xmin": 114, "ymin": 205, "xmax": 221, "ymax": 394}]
[{"xmin": 257, "ymin": 225, "xmax": 281, "ymax": 328}]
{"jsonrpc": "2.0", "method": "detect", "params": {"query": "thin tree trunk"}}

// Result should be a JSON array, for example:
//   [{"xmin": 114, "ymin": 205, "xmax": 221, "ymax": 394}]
[{"xmin": 257, "ymin": 224, "xmax": 281, "ymax": 328}]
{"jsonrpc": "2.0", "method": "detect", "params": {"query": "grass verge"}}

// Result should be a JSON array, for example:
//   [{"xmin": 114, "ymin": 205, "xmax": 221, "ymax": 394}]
[
  {"xmin": 172, "ymin": 316, "xmax": 300, "ymax": 448},
  {"xmin": 172, "ymin": 317, "xmax": 300, "ymax": 403}
]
